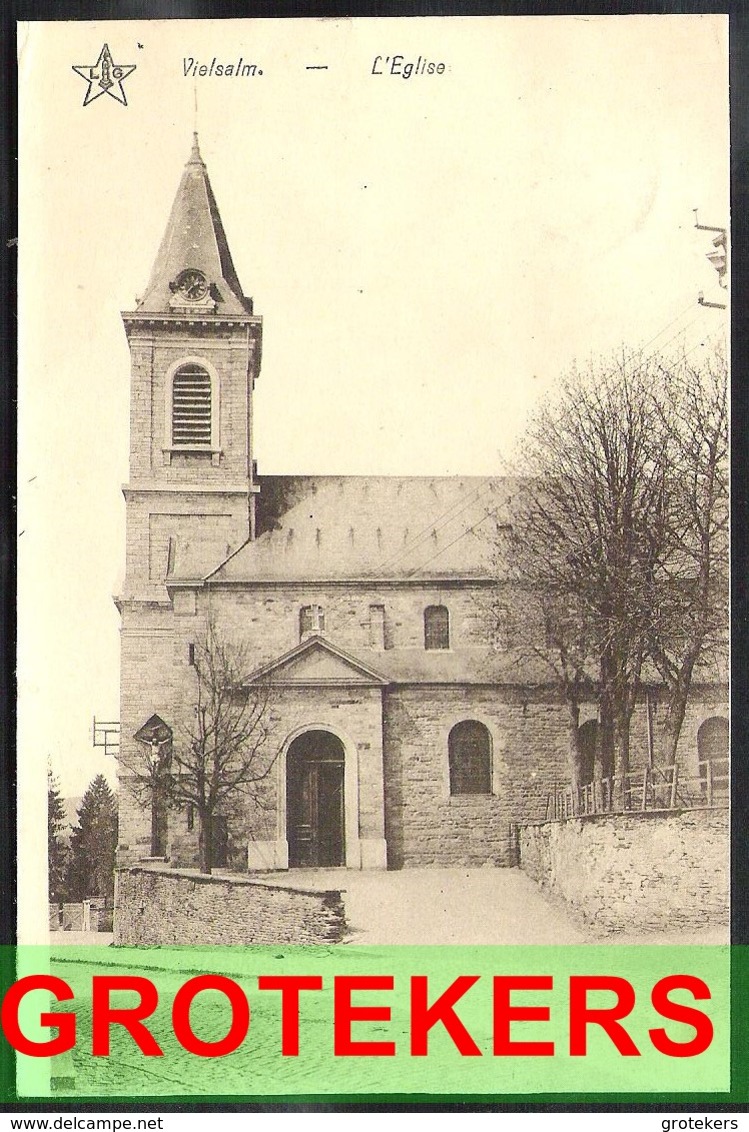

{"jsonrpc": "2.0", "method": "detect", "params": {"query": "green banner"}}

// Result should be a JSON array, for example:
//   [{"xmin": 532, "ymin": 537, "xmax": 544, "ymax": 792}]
[{"xmin": 3, "ymin": 946, "xmax": 732, "ymax": 1100}]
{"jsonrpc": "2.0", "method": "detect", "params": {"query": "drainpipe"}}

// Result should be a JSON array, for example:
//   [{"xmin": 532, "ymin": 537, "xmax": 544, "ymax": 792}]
[{"xmin": 646, "ymin": 689, "xmax": 654, "ymax": 768}]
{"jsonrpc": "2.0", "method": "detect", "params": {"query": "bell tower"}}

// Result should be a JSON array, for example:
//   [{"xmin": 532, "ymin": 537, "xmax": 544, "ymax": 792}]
[
  {"xmin": 120, "ymin": 134, "xmax": 262, "ymax": 602},
  {"xmin": 116, "ymin": 136, "xmax": 262, "ymax": 863}
]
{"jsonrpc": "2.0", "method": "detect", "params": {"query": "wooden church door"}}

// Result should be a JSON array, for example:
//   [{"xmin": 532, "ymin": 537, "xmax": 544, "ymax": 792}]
[{"xmin": 287, "ymin": 731, "xmax": 345, "ymax": 867}]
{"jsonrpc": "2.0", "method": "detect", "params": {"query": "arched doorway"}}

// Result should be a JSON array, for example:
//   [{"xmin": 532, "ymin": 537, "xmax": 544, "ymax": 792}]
[
  {"xmin": 577, "ymin": 720, "xmax": 599, "ymax": 787},
  {"xmin": 697, "ymin": 716, "xmax": 729, "ymax": 799},
  {"xmin": 286, "ymin": 731, "xmax": 345, "ymax": 867},
  {"xmin": 698, "ymin": 716, "xmax": 729, "ymax": 762}
]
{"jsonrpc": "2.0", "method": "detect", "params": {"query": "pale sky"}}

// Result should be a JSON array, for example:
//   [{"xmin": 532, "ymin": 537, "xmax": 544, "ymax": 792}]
[{"xmin": 17, "ymin": 15, "xmax": 728, "ymax": 804}]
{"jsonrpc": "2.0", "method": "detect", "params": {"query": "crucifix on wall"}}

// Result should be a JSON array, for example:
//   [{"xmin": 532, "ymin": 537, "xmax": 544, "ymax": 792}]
[{"xmin": 134, "ymin": 714, "xmax": 173, "ymax": 858}]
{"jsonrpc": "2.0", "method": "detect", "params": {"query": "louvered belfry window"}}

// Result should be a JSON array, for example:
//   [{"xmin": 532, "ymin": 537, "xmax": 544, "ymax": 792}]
[{"xmin": 172, "ymin": 364, "xmax": 212, "ymax": 446}]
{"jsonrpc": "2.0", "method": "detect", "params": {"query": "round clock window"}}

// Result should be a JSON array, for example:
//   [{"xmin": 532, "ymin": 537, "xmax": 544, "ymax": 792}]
[{"xmin": 176, "ymin": 269, "xmax": 208, "ymax": 301}]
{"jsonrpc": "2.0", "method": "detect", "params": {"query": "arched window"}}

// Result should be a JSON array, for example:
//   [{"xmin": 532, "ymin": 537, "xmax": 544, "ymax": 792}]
[
  {"xmin": 698, "ymin": 716, "xmax": 729, "ymax": 761},
  {"xmin": 697, "ymin": 716, "xmax": 729, "ymax": 799},
  {"xmin": 172, "ymin": 364, "xmax": 212, "ymax": 447},
  {"xmin": 424, "ymin": 605, "xmax": 450, "ymax": 650},
  {"xmin": 449, "ymin": 720, "xmax": 492, "ymax": 795}
]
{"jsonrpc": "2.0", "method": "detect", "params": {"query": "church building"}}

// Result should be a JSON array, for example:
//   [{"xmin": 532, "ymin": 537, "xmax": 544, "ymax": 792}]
[{"xmin": 115, "ymin": 137, "xmax": 728, "ymax": 873}]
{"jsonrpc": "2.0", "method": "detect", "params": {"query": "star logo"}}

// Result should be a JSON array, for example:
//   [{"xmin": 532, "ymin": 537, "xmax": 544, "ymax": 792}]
[{"xmin": 72, "ymin": 44, "xmax": 136, "ymax": 107}]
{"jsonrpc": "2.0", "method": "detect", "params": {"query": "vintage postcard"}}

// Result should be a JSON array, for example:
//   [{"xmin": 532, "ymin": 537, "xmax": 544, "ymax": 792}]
[{"xmin": 14, "ymin": 14, "xmax": 731, "ymax": 1104}]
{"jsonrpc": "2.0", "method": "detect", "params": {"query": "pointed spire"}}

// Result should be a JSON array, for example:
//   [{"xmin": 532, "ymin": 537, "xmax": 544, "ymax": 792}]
[
  {"xmin": 188, "ymin": 131, "xmax": 203, "ymax": 166},
  {"xmin": 136, "ymin": 136, "xmax": 252, "ymax": 316}
]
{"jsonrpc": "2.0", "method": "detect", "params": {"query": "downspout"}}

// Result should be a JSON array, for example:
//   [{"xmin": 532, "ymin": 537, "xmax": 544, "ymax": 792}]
[
  {"xmin": 646, "ymin": 687, "xmax": 654, "ymax": 768},
  {"xmin": 246, "ymin": 322, "xmax": 255, "ymax": 541}
]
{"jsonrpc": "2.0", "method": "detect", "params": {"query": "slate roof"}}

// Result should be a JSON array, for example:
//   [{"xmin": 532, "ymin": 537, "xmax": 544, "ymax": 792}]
[
  {"xmin": 208, "ymin": 475, "xmax": 523, "ymax": 583},
  {"xmin": 136, "ymin": 134, "xmax": 253, "ymax": 318},
  {"xmin": 350, "ymin": 646, "xmax": 562, "ymax": 687},
  {"xmin": 166, "ymin": 470, "xmax": 726, "ymax": 687},
  {"xmin": 383, "ymin": 650, "xmax": 725, "ymax": 687},
  {"xmin": 242, "ymin": 636, "xmax": 728, "ymax": 689},
  {"xmin": 243, "ymin": 634, "xmax": 563, "ymax": 688}
]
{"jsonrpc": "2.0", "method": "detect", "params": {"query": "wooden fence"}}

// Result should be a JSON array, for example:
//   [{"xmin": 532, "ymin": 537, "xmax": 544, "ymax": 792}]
[{"xmin": 546, "ymin": 757, "xmax": 729, "ymax": 820}]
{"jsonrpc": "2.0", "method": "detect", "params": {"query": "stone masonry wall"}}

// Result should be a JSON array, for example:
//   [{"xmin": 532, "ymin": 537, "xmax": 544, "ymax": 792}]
[
  {"xmin": 124, "ymin": 320, "xmax": 257, "ymax": 607},
  {"xmin": 117, "ymin": 580, "xmax": 727, "ymax": 870},
  {"xmin": 383, "ymin": 686, "xmax": 570, "ymax": 868},
  {"xmin": 518, "ymin": 808, "xmax": 728, "ymax": 933},
  {"xmin": 127, "ymin": 324, "xmax": 256, "ymax": 486},
  {"xmin": 116, "ymin": 561, "xmax": 727, "ymax": 871},
  {"xmin": 115, "ymin": 866, "xmax": 346, "ymax": 946},
  {"xmin": 204, "ymin": 583, "xmax": 502, "ymax": 662}
]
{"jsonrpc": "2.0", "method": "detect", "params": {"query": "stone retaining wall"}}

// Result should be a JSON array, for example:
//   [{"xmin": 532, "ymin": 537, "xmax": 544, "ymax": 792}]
[
  {"xmin": 518, "ymin": 807, "xmax": 728, "ymax": 933},
  {"xmin": 115, "ymin": 866, "xmax": 346, "ymax": 946}
]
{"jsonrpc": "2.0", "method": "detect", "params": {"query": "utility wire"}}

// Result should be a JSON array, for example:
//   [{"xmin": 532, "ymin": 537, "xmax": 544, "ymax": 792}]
[
  {"xmin": 369, "ymin": 297, "xmax": 704, "ymax": 579},
  {"xmin": 373, "ymin": 478, "xmax": 498, "ymax": 576},
  {"xmin": 404, "ymin": 509, "xmax": 501, "ymax": 578},
  {"xmin": 653, "ymin": 312, "xmax": 706, "ymax": 360},
  {"xmin": 397, "ymin": 300, "xmax": 711, "ymax": 580},
  {"xmin": 638, "ymin": 299, "xmax": 698, "ymax": 355}
]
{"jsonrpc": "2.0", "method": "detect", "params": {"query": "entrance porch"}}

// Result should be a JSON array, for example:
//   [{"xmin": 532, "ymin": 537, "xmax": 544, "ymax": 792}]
[{"xmin": 243, "ymin": 635, "xmax": 390, "ymax": 872}]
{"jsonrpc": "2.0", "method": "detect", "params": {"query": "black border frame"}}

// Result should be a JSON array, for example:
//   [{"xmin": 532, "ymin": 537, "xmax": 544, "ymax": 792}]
[{"xmin": 4, "ymin": 0, "xmax": 747, "ymax": 1113}]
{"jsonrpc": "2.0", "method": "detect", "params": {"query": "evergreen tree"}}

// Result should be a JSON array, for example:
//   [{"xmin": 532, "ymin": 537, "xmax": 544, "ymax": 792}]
[
  {"xmin": 67, "ymin": 775, "xmax": 118, "ymax": 904},
  {"xmin": 47, "ymin": 764, "xmax": 69, "ymax": 904}
]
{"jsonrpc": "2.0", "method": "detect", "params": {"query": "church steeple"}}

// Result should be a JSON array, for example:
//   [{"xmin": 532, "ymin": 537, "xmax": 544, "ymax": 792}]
[
  {"xmin": 137, "ymin": 133, "xmax": 252, "ymax": 317},
  {"xmin": 121, "ymin": 136, "xmax": 263, "ymax": 602},
  {"xmin": 188, "ymin": 130, "xmax": 201, "ymax": 163}
]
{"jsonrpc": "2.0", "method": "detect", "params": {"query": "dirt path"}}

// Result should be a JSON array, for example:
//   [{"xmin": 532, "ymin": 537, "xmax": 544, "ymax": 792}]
[
  {"xmin": 340, "ymin": 867, "xmax": 596, "ymax": 944},
  {"xmin": 276, "ymin": 866, "xmax": 591, "ymax": 945}
]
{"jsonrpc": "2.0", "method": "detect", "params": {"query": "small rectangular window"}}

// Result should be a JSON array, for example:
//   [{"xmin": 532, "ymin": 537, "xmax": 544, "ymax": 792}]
[
  {"xmin": 188, "ymin": 643, "xmax": 195, "ymax": 666},
  {"xmin": 369, "ymin": 604, "xmax": 385, "ymax": 650},
  {"xmin": 300, "ymin": 605, "xmax": 325, "ymax": 639},
  {"xmin": 187, "ymin": 804, "xmax": 194, "ymax": 832},
  {"xmin": 494, "ymin": 607, "xmax": 510, "ymax": 651},
  {"xmin": 425, "ymin": 605, "xmax": 450, "ymax": 650}
]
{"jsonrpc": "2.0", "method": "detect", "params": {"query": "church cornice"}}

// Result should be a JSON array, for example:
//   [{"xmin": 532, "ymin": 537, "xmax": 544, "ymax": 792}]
[
  {"xmin": 113, "ymin": 594, "xmax": 173, "ymax": 613},
  {"xmin": 190, "ymin": 575, "xmax": 498, "ymax": 589},
  {"xmin": 122, "ymin": 483, "xmax": 255, "ymax": 498},
  {"xmin": 122, "ymin": 311, "xmax": 261, "ymax": 330}
]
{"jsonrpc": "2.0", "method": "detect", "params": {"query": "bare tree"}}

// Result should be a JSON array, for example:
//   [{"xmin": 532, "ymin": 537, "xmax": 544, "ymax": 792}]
[
  {"xmin": 486, "ymin": 526, "xmax": 595, "ymax": 800},
  {"xmin": 646, "ymin": 345, "xmax": 729, "ymax": 765},
  {"xmin": 507, "ymin": 349, "xmax": 673, "ymax": 808},
  {"xmin": 121, "ymin": 622, "xmax": 278, "ymax": 874},
  {"xmin": 500, "ymin": 342, "xmax": 728, "ymax": 809},
  {"xmin": 536, "ymin": 592, "xmax": 597, "ymax": 799}
]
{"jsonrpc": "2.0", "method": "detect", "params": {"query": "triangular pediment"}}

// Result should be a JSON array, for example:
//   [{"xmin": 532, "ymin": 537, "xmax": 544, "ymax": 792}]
[{"xmin": 246, "ymin": 636, "xmax": 389, "ymax": 687}]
